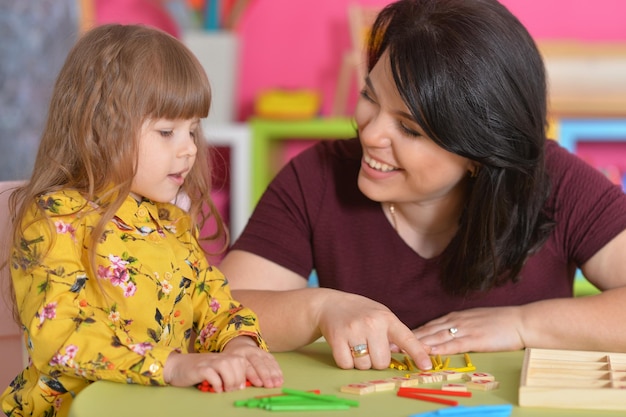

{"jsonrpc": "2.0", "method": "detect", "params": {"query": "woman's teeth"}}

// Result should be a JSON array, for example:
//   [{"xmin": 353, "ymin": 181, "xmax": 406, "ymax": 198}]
[{"xmin": 364, "ymin": 155, "xmax": 397, "ymax": 172}]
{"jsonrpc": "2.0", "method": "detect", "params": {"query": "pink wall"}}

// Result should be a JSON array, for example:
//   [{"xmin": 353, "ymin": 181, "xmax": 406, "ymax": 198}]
[{"xmin": 234, "ymin": 0, "xmax": 626, "ymax": 120}]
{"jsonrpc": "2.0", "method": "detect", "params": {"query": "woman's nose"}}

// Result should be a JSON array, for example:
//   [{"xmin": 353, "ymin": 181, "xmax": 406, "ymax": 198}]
[{"xmin": 360, "ymin": 116, "xmax": 392, "ymax": 148}]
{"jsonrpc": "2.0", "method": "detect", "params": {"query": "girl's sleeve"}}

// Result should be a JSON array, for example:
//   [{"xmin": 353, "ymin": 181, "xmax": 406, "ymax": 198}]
[
  {"xmin": 189, "ymin": 249, "xmax": 268, "ymax": 353},
  {"xmin": 13, "ymin": 209, "xmax": 173, "ymax": 386}
]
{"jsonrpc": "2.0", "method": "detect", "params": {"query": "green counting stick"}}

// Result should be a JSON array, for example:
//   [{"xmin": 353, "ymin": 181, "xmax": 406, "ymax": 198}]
[
  {"xmin": 265, "ymin": 403, "xmax": 351, "ymax": 411},
  {"xmin": 235, "ymin": 388, "xmax": 360, "ymax": 410},
  {"xmin": 281, "ymin": 388, "xmax": 360, "ymax": 407}
]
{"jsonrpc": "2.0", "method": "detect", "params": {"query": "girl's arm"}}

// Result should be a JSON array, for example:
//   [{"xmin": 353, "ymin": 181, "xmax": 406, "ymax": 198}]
[{"xmin": 187, "ymin": 251, "xmax": 283, "ymax": 389}]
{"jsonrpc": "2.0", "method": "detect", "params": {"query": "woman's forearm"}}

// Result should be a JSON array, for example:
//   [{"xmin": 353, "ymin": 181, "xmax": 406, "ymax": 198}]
[
  {"xmin": 232, "ymin": 288, "xmax": 330, "ymax": 351},
  {"xmin": 519, "ymin": 286, "xmax": 626, "ymax": 352}
]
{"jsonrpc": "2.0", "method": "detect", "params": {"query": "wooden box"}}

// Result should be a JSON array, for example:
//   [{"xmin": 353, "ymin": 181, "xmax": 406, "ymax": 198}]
[{"xmin": 519, "ymin": 348, "xmax": 626, "ymax": 411}]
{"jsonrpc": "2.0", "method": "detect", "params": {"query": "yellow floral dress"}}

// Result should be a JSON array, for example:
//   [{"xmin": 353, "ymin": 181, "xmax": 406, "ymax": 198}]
[{"xmin": 1, "ymin": 190, "xmax": 267, "ymax": 417}]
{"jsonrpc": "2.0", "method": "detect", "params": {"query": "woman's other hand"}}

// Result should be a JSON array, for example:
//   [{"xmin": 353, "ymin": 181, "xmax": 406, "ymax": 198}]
[{"xmin": 411, "ymin": 306, "xmax": 525, "ymax": 355}]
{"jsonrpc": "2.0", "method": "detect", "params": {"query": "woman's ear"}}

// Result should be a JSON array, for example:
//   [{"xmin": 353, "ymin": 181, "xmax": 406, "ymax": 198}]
[{"xmin": 469, "ymin": 164, "xmax": 481, "ymax": 178}]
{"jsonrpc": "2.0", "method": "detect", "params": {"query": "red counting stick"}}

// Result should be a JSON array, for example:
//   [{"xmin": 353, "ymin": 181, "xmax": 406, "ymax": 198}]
[
  {"xmin": 397, "ymin": 390, "xmax": 459, "ymax": 406},
  {"xmin": 197, "ymin": 379, "xmax": 252, "ymax": 393},
  {"xmin": 397, "ymin": 387, "xmax": 472, "ymax": 397}
]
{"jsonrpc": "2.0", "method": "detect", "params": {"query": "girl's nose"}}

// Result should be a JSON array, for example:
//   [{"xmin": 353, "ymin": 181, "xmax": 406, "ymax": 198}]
[{"xmin": 180, "ymin": 137, "xmax": 197, "ymax": 158}]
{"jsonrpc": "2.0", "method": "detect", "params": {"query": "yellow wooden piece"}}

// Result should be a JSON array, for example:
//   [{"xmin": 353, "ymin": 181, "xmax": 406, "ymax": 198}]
[
  {"xmin": 340, "ymin": 382, "xmax": 376, "ymax": 395},
  {"xmin": 387, "ymin": 376, "xmax": 421, "ymax": 388},
  {"xmin": 441, "ymin": 370, "xmax": 464, "ymax": 381},
  {"xmin": 464, "ymin": 372, "xmax": 496, "ymax": 382},
  {"xmin": 467, "ymin": 380, "xmax": 500, "ymax": 391},
  {"xmin": 364, "ymin": 379, "xmax": 397, "ymax": 392},
  {"xmin": 442, "ymin": 383, "xmax": 468, "ymax": 392}
]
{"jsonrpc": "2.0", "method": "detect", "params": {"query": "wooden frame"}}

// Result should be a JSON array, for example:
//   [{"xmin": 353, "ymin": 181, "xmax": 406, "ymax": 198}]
[
  {"xmin": 539, "ymin": 41, "xmax": 626, "ymax": 117},
  {"xmin": 519, "ymin": 348, "xmax": 626, "ymax": 411}
]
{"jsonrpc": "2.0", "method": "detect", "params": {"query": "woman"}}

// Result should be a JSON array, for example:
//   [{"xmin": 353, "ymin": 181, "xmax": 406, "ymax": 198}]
[{"xmin": 220, "ymin": 0, "xmax": 626, "ymax": 371}]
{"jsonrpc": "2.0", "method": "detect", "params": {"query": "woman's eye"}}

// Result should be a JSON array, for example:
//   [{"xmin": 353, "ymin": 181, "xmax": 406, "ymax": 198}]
[
  {"xmin": 359, "ymin": 89, "xmax": 375, "ymax": 103},
  {"xmin": 399, "ymin": 122, "xmax": 421, "ymax": 137}
]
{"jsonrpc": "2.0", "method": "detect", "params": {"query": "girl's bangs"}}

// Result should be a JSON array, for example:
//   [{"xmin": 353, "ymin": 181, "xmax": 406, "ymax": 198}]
[{"xmin": 145, "ymin": 47, "xmax": 211, "ymax": 120}]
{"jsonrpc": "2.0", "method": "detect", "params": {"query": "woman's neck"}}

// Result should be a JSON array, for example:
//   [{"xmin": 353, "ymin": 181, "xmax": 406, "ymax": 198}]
[{"xmin": 385, "ymin": 195, "xmax": 464, "ymax": 259}]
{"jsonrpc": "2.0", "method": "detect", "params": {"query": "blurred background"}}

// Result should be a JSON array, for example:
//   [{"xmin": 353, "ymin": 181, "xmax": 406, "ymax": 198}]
[
  {"xmin": 1, "ymin": 0, "xmax": 626, "ymax": 180},
  {"xmin": 1, "ymin": 0, "xmax": 626, "ymax": 391}
]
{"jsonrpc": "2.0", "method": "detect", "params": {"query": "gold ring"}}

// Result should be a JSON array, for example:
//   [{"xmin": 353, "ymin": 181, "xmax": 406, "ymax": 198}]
[
  {"xmin": 350, "ymin": 343, "xmax": 369, "ymax": 358},
  {"xmin": 449, "ymin": 327, "xmax": 458, "ymax": 338}
]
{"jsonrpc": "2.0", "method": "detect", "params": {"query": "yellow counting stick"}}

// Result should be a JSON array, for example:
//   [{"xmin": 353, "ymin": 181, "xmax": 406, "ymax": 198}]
[{"xmin": 464, "ymin": 353, "xmax": 473, "ymax": 367}]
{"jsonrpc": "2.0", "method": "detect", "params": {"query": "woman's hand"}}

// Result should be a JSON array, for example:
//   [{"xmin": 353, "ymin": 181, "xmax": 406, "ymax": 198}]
[
  {"xmin": 164, "ymin": 336, "xmax": 283, "ymax": 392},
  {"xmin": 317, "ymin": 291, "xmax": 433, "ymax": 371},
  {"xmin": 410, "ymin": 306, "xmax": 526, "ymax": 355}
]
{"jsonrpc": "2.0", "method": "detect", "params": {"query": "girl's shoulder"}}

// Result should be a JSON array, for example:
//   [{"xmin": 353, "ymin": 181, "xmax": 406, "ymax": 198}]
[{"xmin": 34, "ymin": 189, "xmax": 94, "ymax": 217}]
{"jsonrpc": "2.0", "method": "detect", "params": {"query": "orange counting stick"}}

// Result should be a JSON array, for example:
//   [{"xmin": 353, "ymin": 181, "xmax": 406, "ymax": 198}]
[
  {"xmin": 397, "ymin": 391, "xmax": 459, "ymax": 406},
  {"xmin": 398, "ymin": 387, "xmax": 472, "ymax": 397}
]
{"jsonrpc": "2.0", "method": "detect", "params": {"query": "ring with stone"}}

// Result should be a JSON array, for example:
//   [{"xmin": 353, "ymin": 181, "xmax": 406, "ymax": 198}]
[
  {"xmin": 350, "ymin": 343, "xmax": 369, "ymax": 358},
  {"xmin": 448, "ymin": 327, "xmax": 459, "ymax": 338}
]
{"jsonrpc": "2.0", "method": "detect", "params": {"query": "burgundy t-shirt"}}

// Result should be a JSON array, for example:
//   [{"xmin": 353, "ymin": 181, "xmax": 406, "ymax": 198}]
[{"xmin": 231, "ymin": 138, "xmax": 626, "ymax": 329}]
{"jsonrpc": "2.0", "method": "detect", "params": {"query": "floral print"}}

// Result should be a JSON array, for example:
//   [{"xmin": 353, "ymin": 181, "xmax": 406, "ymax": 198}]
[{"xmin": 1, "ymin": 190, "xmax": 266, "ymax": 417}]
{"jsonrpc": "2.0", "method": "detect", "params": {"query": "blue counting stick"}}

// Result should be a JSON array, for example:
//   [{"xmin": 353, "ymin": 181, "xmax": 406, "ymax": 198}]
[{"xmin": 409, "ymin": 404, "xmax": 513, "ymax": 417}]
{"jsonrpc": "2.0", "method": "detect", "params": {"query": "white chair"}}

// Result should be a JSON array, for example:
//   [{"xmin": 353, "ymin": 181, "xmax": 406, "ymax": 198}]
[{"xmin": 0, "ymin": 180, "xmax": 28, "ymax": 390}]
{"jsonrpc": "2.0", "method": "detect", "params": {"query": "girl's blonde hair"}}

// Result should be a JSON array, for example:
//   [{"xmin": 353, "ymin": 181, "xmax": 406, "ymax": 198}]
[{"xmin": 7, "ymin": 24, "xmax": 225, "ymax": 317}]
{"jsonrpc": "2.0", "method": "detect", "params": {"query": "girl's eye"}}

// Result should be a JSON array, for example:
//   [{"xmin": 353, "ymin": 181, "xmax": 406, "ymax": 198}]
[{"xmin": 159, "ymin": 130, "xmax": 174, "ymax": 137}]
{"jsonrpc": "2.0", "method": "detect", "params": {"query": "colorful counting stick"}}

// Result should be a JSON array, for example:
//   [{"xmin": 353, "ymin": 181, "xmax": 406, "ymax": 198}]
[
  {"xmin": 197, "ymin": 379, "xmax": 252, "ymax": 392},
  {"xmin": 235, "ymin": 388, "xmax": 360, "ymax": 411},
  {"xmin": 408, "ymin": 404, "xmax": 513, "ymax": 417}
]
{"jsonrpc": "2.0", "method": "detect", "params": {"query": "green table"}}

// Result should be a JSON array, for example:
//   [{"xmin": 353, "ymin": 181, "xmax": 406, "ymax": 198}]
[{"xmin": 69, "ymin": 343, "xmax": 622, "ymax": 417}]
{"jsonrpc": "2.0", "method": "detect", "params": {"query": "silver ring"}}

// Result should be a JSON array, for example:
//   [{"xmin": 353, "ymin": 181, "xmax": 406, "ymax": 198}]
[
  {"xmin": 448, "ymin": 327, "xmax": 458, "ymax": 338},
  {"xmin": 350, "ymin": 343, "xmax": 369, "ymax": 358}
]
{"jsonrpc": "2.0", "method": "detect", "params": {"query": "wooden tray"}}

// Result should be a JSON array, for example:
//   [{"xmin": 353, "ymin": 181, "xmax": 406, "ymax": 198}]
[{"xmin": 519, "ymin": 348, "xmax": 626, "ymax": 410}]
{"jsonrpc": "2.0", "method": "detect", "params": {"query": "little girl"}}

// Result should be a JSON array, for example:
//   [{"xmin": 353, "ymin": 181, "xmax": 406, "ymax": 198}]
[{"xmin": 1, "ymin": 24, "xmax": 283, "ymax": 417}]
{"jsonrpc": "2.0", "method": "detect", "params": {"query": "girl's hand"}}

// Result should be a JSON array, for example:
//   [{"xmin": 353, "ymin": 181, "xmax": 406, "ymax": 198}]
[
  {"xmin": 164, "ymin": 350, "xmax": 248, "ymax": 392},
  {"xmin": 222, "ymin": 336, "xmax": 284, "ymax": 389},
  {"xmin": 163, "ymin": 336, "xmax": 281, "ymax": 392},
  {"xmin": 317, "ymin": 291, "xmax": 432, "ymax": 371},
  {"xmin": 410, "ymin": 306, "xmax": 526, "ymax": 355}
]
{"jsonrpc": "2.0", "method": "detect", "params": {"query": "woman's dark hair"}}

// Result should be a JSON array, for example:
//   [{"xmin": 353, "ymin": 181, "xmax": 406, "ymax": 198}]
[{"xmin": 367, "ymin": 0, "xmax": 554, "ymax": 295}]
